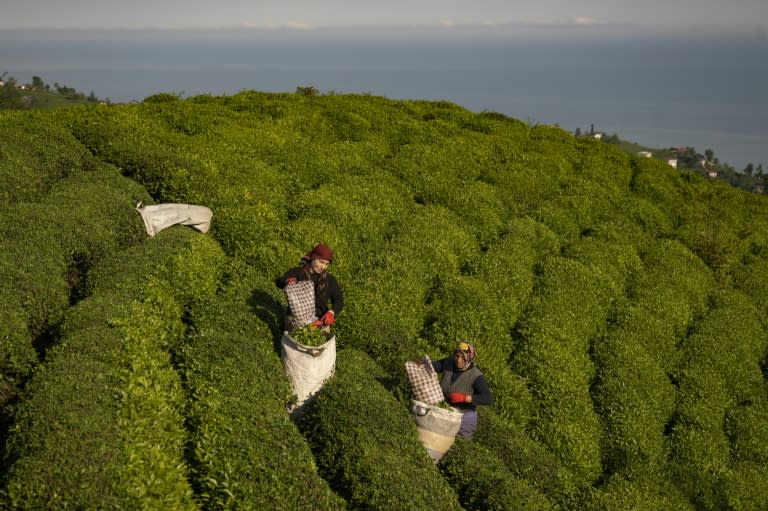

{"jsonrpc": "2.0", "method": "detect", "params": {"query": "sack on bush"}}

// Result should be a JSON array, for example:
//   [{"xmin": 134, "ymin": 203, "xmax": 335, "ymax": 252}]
[
  {"xmin": 410, "ymin": 400, "xmax": 463, "ymax": 463},
  {"xmin": 281, "ymin": 330, "xmax": 336, "ymax": 415},
  {"xmin": 405, "ymin": 355, "xmax": 444, "ymax": 405}
]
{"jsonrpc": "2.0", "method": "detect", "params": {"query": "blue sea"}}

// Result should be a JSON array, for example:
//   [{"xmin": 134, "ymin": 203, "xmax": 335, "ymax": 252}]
[{"xmin": 2, "ymin": 30, "xmax": 766, "ymax": 170}]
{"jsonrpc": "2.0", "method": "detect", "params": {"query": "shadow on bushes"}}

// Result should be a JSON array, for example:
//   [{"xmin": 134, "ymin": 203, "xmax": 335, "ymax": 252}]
[{"xmin": 247, "ymin": 288, "xmax": 285, "ymax": 353}]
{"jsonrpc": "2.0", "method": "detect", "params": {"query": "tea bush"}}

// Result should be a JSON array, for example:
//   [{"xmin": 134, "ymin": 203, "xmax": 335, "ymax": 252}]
[
  {"xmin": 729, "ymin": 244, "xmax": 768, "ymax": 322},
  {"xmin": 0, "ymin": 298, "xmax": 34, "ymax": 407},
  {"xmin": 627, "ymin": 239, "xmax": 715, "ymax": 371},
  {"xmin": 717, "ymin": 462, "xmax": 768, "ymax": 510},
  {"xmin": 511, "ymin": 255, "xmax": 617, "ymax": 488},
  {"xmin": 0, "ymin": 111, "xmax": 95, "ymax": 203},
  {"xmin": 574, "ymin": 138, "xmax": 633, "ymax": 191},
  {"xmin": 297, "ymin": 348, "xmax": 462, "ymax": 510},
  {"xmin": 591, "ymin": 326, "xmax": 676, "ymax": 477},
  {"xmin": 0, "ymin": 163, "xmax": 149, "ymax": 407},
  {"xmin": 0, "ymin": 208, "xmax": 69, "ymax": 337},
  {"xmin": 681, "ymin": 289, "xmax": 767, "ymax": 403},
  {"xmin": 439, "ymin": 439, "xmax": 555, "ymax": 510},
  {"xmin": 474, "ymin": 410, "xmax": 571, "ymax": 504},
  {"xmin": 581, "ymin": 472, "xmax": 694, "ymax": 511},
  {"xmin": 725, "ymin": 402, "xmax": 768, "ymax": 465},
  {"xmin": 1, "ymin": 227, "xmax": 225, "ymax": 508},
  {"xmin": 179, "ymin": 298, "xmax": 346, "ymax": 510},
  {"xmin": 2, "ymin": 296, "xmax": 136, "ymax": 509}
]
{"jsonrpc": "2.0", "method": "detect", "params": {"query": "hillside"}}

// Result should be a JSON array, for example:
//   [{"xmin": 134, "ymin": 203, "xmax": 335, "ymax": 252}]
[{"xmin": 1, "ymin": 91, "xmax": 768, "ymax": 509}]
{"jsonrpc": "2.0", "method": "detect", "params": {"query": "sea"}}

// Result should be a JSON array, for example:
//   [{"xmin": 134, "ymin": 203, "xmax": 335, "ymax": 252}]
[{"xmin": 2, "ymin": 29, "xmax": 766, "ymax": 170}]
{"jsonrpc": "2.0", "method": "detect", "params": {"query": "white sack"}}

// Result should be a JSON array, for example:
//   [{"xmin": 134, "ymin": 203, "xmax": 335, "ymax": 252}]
[
  {"xmin": 410, "ymin": 400, "xmax": 462, "ymax": 463},
  {"xmin": 281, "ymin": 330, "xmax": 336, "ymax": 414},
  {"xmin": 135, "ymin": 202, "xmax": 213, "ymax": 237}
]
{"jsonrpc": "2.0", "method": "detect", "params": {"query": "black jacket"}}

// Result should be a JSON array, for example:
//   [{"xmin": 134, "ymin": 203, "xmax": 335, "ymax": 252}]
[{"xmin": 276, "ymin": 265, "xmax": 344, "ymax": 318}]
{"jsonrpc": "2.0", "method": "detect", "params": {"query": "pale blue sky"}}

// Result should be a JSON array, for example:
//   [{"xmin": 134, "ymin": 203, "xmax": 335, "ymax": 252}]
[{"xmin": 2, "ymin": 0, "xmax": 766, "ymax": 32}]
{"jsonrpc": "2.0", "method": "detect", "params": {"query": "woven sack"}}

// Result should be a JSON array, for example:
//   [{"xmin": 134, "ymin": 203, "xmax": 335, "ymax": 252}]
[
  {"xmin": 410, "ymin": 400, "xmax": 463, "ymax": 463},
  {"xmin": 283, "ymin": 280, "xmax": 317, "ymax": 329},
  {"xmin": 405, "ymin": 355, "xmax": 444, "ymax": 405}
]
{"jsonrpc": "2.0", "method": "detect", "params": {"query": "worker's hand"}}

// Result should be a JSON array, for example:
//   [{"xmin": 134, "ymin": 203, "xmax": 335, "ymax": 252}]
[
  {"xmin": 311, "ymin": 319, "xmax": 323, "ymax": 328},
  {"xmin": 285, "ymin": 277, "xmax": 297, "ymax": 285},
  {"xmin": 448, "ymin": 392, "xmax": 470, "ymax": 404},
  {"xmin": 321, "ymin": 311, "xmax": 335, "ymax": 326}
]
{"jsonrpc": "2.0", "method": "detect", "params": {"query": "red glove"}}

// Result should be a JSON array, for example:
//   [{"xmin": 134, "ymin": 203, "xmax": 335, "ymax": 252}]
[
  {"xmin": 448, "ymin": 392, "xmax": 469, "ymax": 404},
  {"xmin": 311, "ymin": 320, "xmax": 323, "ymax": 328},
  {"xmin": 285, "ymin": 277, "xmax": 297, "ymax": 285},
  {"xmin": 321, "ymin": 311, "xmax": 335, "ymax": 326}
]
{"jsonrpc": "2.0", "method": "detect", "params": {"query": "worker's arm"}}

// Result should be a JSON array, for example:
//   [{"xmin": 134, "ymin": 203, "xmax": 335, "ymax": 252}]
[{"xmin": 470, "ymin": 375, "xmax": 493, "ymax": 406}]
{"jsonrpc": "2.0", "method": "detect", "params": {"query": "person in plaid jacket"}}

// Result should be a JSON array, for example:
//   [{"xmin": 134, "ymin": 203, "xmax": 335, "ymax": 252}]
[
  {"xmin": 432, "ymin": 341, "xmax": 493, "ymax": 440},
  {"xmin": 276, "ymin": 243, "xmax": 344, "ymax": 331}
]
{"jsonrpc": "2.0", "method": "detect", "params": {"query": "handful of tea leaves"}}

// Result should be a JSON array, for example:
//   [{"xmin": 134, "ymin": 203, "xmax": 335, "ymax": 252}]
[{"xmin": 290, "ymin": 324, "xmax": 331, "ymax": 347}]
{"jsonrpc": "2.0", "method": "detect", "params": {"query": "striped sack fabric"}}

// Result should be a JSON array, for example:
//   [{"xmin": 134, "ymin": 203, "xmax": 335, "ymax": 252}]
[
  {"xmin": 405, "ymin": 355, "xmax": 444, "ymax": 405},
  {"xmin": 284, "ymin": 280, "xmax": 317, "ymax": 328}
]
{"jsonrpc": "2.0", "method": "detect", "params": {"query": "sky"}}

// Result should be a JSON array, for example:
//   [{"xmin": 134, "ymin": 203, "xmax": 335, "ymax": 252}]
[{"xmin": 1, "ymin": 0, "xmax": 767, "ymax": 34}]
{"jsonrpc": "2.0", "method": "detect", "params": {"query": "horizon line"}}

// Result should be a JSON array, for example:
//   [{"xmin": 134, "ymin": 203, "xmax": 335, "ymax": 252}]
[{"xmin": 1, "ymin": 20, "xmax": 761, "ymax": 35}]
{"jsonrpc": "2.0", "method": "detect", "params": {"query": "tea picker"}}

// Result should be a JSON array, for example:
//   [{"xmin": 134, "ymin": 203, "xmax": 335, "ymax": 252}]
[{"xmin": 276, "ymin": 244, "xmax": 344, "ymax": 418}]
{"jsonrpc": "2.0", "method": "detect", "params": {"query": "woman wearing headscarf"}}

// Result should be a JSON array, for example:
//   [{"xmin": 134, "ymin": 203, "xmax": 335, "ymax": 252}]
[
  {"xmin": 276, "ymin": 243, "xmax": 344, "ymax": 332},
  {"xmin": 431, "ymin": 341, "xmax": 493, "ymax": 440}
]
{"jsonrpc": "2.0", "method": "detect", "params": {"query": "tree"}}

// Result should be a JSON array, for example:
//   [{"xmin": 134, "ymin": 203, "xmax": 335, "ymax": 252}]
[
  {"xmin": 0, "ymin": 84, "xmax": 24, "ymax": 109},
  {"xmin": 32, "ymin": 76, "xmax": 45, "ymax": 90},
  {"xmin": 705, "ymin": 148, "xmax": 714, "ymax": 162},
  {"xmin": 744, "ymin": 163, "xmax": 754, "ymax": 176},
  {"xmin": 296, "ymin": 86, "xmax": 319, "ymax": 96}
]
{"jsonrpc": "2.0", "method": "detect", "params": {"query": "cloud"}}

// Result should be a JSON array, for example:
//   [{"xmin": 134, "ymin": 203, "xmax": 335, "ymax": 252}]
[
  {"xmin": 572, "ymin": 16, "xmax": 602, "ymax": 26},
  {"xmin": 526, "ymin": 16, "xmax": 605, "ymax": 27},
  {"xmin": 240, "ymin": 20, "xmax": 316, "ymax": 30}
]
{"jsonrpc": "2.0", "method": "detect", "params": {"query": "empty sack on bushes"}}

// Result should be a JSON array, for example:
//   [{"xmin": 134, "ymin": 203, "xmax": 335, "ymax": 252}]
[{"xmin": 135, "ymin": 202, "xmax": 213, "ymax": 237}]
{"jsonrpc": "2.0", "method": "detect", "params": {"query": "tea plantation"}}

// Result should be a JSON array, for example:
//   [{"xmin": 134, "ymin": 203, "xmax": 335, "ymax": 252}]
[{"xmin": 1, "ymin": 90, "xmax": 767, "ymax": 510}]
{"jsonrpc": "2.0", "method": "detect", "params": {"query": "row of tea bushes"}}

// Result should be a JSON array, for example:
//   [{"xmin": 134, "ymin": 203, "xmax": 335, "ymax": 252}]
[
  {"xmin": 667, "ymin": 289, "xmax": 768, "ymax": 508},
  {"xmin": 588, "ymin": 238, "xmax": 717, "ymax": 500},
  {"xmin": 440, "ymin": 439, "xmax": 555, "ymax": 510},
  {"xmin": 296, "ymin": 348, "xmax": 462, "ymax": 511},
  {"xmin": 178, "ymin": 297, "xmax": 346, "ymax": 510},
  {"xmin": 630, "ymin": 157, "xmax": 761, "ymax": 282},
  {"xmin": 473, "ymin": 410, "xmax": 569, "ymax": 504},
  {"xmin": 0, "ymin": 112, "xmax": 96, "ymax": 204},
  {"xmin": 0, "ymin": 159, "xmax": 149, "ymax": 407},
  {"xmin": 510, "ymin": 255, "xmax": 613, "ymax": 493},
  {"xmin": 1, "ymin": 228, "xmax": 224, "ymax": 508}
]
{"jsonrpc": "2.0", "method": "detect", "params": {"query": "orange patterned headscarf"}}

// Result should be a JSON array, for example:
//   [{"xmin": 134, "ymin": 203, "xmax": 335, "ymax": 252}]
[{"xmin": 454, "ymin": 341, "xmax": 476, "ymax": 363}]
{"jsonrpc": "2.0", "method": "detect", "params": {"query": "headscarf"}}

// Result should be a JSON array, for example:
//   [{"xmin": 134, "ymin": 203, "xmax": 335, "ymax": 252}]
[
  {"xmin": 454, "ymin": 341, "xmax": 476, "ymax": 364},
  {"xmin": 308, "ymin": 243, "xmax": 334, "ymax": 263}
]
